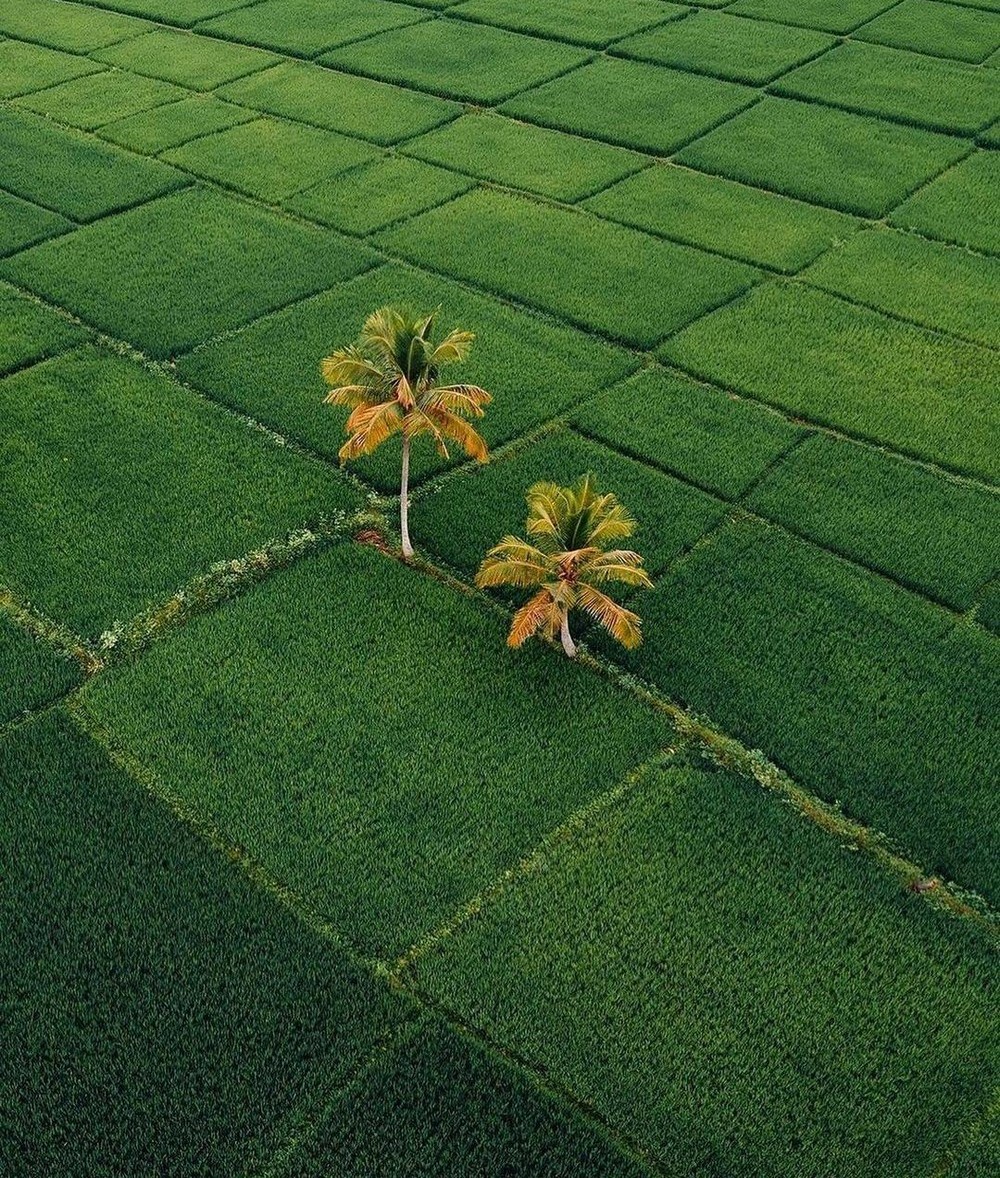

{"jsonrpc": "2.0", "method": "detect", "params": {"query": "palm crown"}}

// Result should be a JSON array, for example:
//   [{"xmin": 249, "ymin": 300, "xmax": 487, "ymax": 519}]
[
  {"xmin": 322, "ymin": 305, "xmax": 491, "ymax": 556},
  {"xmin": 476, "ymin": 474, "xmax": 652, "ymax": 657}
]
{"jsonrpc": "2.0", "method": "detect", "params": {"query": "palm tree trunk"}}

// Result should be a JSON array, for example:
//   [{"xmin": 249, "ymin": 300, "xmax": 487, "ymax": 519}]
[
  {"xmin": 560, "ymin": 610, "xmax": 576, "ymax": 658},
  {"xmin": 400, "ymin": 434, "xmax": 414, "ymax": 558}
]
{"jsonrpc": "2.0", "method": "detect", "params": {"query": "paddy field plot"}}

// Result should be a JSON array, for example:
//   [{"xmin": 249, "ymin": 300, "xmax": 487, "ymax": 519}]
[{"xmin": 2, "ymin": 2, "xmax": 998, "ymax": 1175}]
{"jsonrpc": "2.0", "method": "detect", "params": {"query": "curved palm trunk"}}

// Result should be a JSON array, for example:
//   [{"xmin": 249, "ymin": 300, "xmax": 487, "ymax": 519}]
[
  {"xmin": 400, "ymin": 434, "xmax": 414, "ymax": 558},
  {"xmin": 560, "ymin": 609, "xmax": 576, "ymax": 658}
]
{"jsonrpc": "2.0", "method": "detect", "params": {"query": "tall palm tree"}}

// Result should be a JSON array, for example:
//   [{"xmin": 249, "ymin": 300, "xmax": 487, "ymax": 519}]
[
  {"xmin": 321, "ymin": 306, "xmax": 491, "ymax": 557},
  {"xmin": 476, "ymin": 474, "xmax": 652, "ymax": 658}
]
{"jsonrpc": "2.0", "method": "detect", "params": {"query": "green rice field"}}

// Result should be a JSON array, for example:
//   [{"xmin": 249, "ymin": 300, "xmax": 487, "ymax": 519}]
[{"xmin": 1, "ymin": 1, "xmax": 997, "ymax": 1174}]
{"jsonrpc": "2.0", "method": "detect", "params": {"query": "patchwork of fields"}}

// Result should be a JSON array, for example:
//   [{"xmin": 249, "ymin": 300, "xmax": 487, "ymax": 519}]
[{"xmin": 1, "ymin": 0, "xmax": 998, "ymax": 1174}]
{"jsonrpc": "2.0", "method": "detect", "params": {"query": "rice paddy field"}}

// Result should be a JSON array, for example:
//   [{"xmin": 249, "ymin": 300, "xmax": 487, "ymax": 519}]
[{"xmin": 1, "ymin": 0, "xmax": 998, "ymax": 1174}]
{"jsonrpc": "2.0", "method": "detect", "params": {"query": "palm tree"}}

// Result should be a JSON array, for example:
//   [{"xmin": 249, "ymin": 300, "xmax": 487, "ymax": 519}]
[
  {"xmin": 476, "ymin": 474, "xmax": 652, "ymax": 658},
  {"xmin": 321, "ymin": 306, "xmax": 491, "ymax": 557}
]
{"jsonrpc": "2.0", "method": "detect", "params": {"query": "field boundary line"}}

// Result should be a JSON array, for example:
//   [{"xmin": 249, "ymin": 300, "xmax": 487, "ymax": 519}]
[
  {"xmin": 390, "ymin": 747, "xmax": 679, "ymax": 979},
  {"xmin": 0, "ymin": 583, "xmax": 100, "ymax": 671}
]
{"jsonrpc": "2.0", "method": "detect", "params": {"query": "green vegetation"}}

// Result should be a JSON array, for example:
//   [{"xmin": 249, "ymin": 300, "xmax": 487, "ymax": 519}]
[
  {"xmin": 0, "ymin": 193, "xmax": 71, "ymax": 258},
  {"xmin": 280, "ymin": 1021, "xmax": 646, "ymax": 1176},
  {"xmin": 3, "ymin": 187, "xmax": 375, "ymax": 358},
  {"xmin": 572, "ymin": 366, "xmax": 804, "ymax": 498},
  {"xmin": 98, "ymin": 93, "xmax": 256, "ymax": 153},
  {"xmin": 321, "ymin": 17, "xmax": 591, "ymax": 104},
  {"xmin": 0, "ymin": 37, "xmax": 100, "ymax": 98},
  {"xmin": 501, "ymin": 56, "xmax": 757, "ymax": 155},
  {"xmin": 0, "ymin": 0, "xmax": 149, "ymax": 51},
  {"xmin": 219, "ymin": 61, "xmax": 460, "ymax": 144},
  {"xmin": 93, "ymin": 27, "xmax": 280, "ymax": 89},
  {"xmin": 889, "ymin": 150, "xmax": 1000, "ymax": 254},
  {"xmin": 198, "ymin": 0, "xmax": 430, "ymax": 56},
  {"xmin": 379, "ymin": 188, "xmax": 759, "ymax": 347},
  {"xmin": 0, "ymin": 284, "xmax": 87, "ymax": 376},
  {"xmin": 663, "ymin": 283, "xmax": 1000, "ymax": 482},
  {"xmin": 418, "ymin": 760, "xmax": 999, "ymax": 1175},
  {"xmin": 979, "ymin": 582, "xmax": 1000, "ymax": 635},
  {"xmin": 726, "ymin": 0, "xmax": 897, "ymax": 34},
  {"xmin": 177, "ymin": 263, "xmax": 636, "ymax": 490},
  {"xmin": 162, "ymin": 118, "xmax": 378, "ymax": 201},
  {"xmin": 774, "ymin": 42, "xmax": 1000, "ymax": 135},
  {"xmin": 14, "ymin": 69, "xmax": 188, "ymax": 131},
  {"xmin": 404, "ymin": 112, "xmax": 648, "ymax": 201},
  {"xmin": 585, "ymin": 163, "xmax": 859, "ymax": 271},
  {"xmin": 416, "ymin": 428, "xmax": 723, "ymax": 576},
  {"xmin": 614, "ymin": 10, "xmax": 836, "ymax": 85},
  {"xmin": 322, "ymin": 305, "xmax": 491, "ymax": 556},
  {"xmin": 1, "ymin": 708, "xmax": 410, "ymax": 1175},
  {"xmin": 0, "ymin": 108, "xmax": 185, "ymax": 220},
  {"xmin": 607, "ymin": 520, "xmax": 1000, "ymax": 897},
  {"xmin": 855, "ymin": 0, "xmax": 1000, "ymax": 63},
  {"xmin": 0, "ymin": 346, "xmax": 359, "ymax": 636},
  {"xmin": 804, "ymin": 228, "xmax": 1000, "ymax": 347},
  {"xmin": 746, "ymin": 434, "xmax": 1000, "ymax": 608},
  {"xmin": 676, "ymin": 97, "xmax": 969, "ymax": 217},
  {"xmin": 94, "ymin": 0, "xmax": 256, "ymax": 21},
  {"xmin": 286, "ymin": 156, "xmax": 473, "ymax": 233},
  {"xmin": 450, "ymin": 0, "xmax": 685, "ymax": 48},
  {"xmin": 82, "ymin": 543, "xmax": 670, "ymax": 956},
  {"xmin": 0, "ymin": 617, "xmax": 79, "ymax": 723}
]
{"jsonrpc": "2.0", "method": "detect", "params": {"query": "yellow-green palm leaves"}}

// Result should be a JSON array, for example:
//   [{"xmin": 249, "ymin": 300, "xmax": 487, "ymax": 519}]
[
  {"xmin": 476, "ymin": 474, "xmax": 652, "ymax": 657},
  {"xmin": 321, "ymin": 306, "xmax": 491, "ymax": 556}
]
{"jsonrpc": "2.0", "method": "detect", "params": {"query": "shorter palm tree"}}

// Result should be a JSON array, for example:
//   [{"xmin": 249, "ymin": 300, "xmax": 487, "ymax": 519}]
[
  {"xmin": 476, "ymin": 474, "xmax": 652, "ymax": 658},
  {"xmin": 321, "ymin": 306, "xmax": 491, "ymax": 557}
]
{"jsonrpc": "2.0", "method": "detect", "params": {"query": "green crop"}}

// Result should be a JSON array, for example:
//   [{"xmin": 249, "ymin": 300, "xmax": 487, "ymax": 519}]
[
  {"xmin": 0, "ymin": 346, "xmax": 360, "ymax": 636},
  {"xmin": 606, "ymin": 519, "xmax": 1000, "ymax": 897},
  {"xmin": 855, "ymin": 0, "xmax": 1000, "ymax": 64},
  {"xmin": 1, "ymin": 708, "xmax": 411, "ymax": 1175},
  {"xmin": 83, "ymin": 0, "xmax": 254, "ymax": 22},
  {"xmin": 219, "ymin": 61, "xmax": 460, "ymax": 144},
  {"xmin": 676, "ymin": 97, "xmax": 969, "ymax": 217},
  {"xmin": 378, "ymin": 188, "xmax": 760, "ymax": 347},
  {"xmin": 418, "ymin": 760, "xmax": 999, "ymax": 1175},
  {"xmin": 572, "ymin": 366, "xmax": 804, "ymax": 497},
  {"xmin": 198, "ymin": 0, "xmax": 430, "ymax": 56},
  {"xmin": 178, "ymin": 262, "xmax": 636, "ymax": 490},
  {"xmin": 614, "ymin": 10, "xmax": 836, "ymax": 85},
  {"xmin": 889, "ymin": 150, "xmax": 1000, "ymax": 254},
  {"xmin": 286, "ymin": 156, "xmax": 473, "ymax": 233},
  {"xmin": 726, "ymin": 0, "xmax": 898, "ymax": 34},
  {"xmin": 0, "ymin": 284, "xmax": 87, "ymax": 375},
  {"xmin": 0, "ymin": 617, "xmax": 79, "ymax": 722},
  {"xmin": 0, "ymin": 192, "xmax": 71, "ymax": 258},
  {"xmin": 321, "ymin": 17, "xmax": 591, "ymax": 104},
  {"xmin": 404, "ymin": 111, "xmax": 648, "ymax": 201},
  {"xmin": 82, "ymin": 543, "xmax": 670, "ymax": 957},
  {"xmin": 501, "ymin": 55, "xmax": 757, "ymax": 154},
  {"xmin": 162, "ymin": 118, "xmax": 378, "ymax": 202},
  {"xmin": 804, "ymin": 227, "xmax": 1000, "ymax": 347},
  {"xmin": 0, "ymin": 107, "xmax": 185, "ymax": 220},
  {"xmin": 93, "ymin": 27, "xmax": 280, "ymax": 89},
  {"xmin": 0, "ymin": 0, "xmax": 149, "ymax": 50},
  {"xmin": 585, "ymin": 162, "xmax": 859, "ymax": 271},
  {"xmin": 774, "ymin": 42, "xmax": 1000, "ymax": 135},
  {"xmin": 98, "ymin": 94, "xmax": 256, "ymax": 153},
  {"xmin": 449, "ymin": 0, "xmax": 685, "ymax": 49},
  {"xmin": 747, "ymin": 433, "xmax": 1000, "ymax": 608},
  {"xmin": 15, "ymin": 69, "xmax": 188, "ymax": 131},
  {"xmin": 0, "ymin": 38, "xmax": 100, "ymax": 98},
  {"xmin": 413, "ymin": 426, "xmax": 724, "ymax": 576},
  {"xmin": 2, "ymin": 186, "xmax": 376, "ymax": 358},
  {"xmin": 281, "ymin": 1020, "xmax": 647, "ymax": 1176},
  {"xmin": 663, "ymin": 282, "xmax": 1000, "ymax": 482}
]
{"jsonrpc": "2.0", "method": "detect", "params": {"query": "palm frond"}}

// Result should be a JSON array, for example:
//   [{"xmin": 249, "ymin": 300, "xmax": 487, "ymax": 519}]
[
  {"xmin": 576, "ymin": 583, "xmax": 644, "ymax": 649},
  {"xmin": 429, "ymin": 328, "xmax": 475, "ymax": 367},
  {"xmin": 322, "ymin": 383, "xmax": 379, "ymax": 411},
  {"xmin": 360, "ymin": 306, "xmax": 407, "ymax": 369},
  {"xmin": 475, "ymin": 537, "xmax": 551, "ymax": 589},
  {"xmin": 579, "ymin": 550, "xmax": 653, "ymax": 588},
  {"xmin": 428, "ymin": 410, "xmax": 489, "ymax": 462},
  {"xmin": 339, "ymin": 400, "xmax": 404, "ymax": 460},
  {"xmin": 524, "ymin": 481, "xmax": 568, "ymax": 545},
  {"xmin": 507, "ymin": 588, "xmax": 557, "ymax": 648},
  {"xmin": 586, "ymin": 503, "xmax": 638, "ymax": 546},
  {"xmin": 320, "ymin": 346, "xmax": 389, "ymax": 391},
  {"xmin": 421, "ymin": 383, "xmax": 492, "ymax": 417}
]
